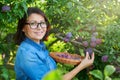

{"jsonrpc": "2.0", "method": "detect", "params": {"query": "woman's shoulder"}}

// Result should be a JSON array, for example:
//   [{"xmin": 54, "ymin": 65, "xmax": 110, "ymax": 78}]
[
  {"xmin": 20, "ymin": 41, "xmax": 33, "ymax": 49},
  {"xmin": 16, "ymin": 41, "xmax": 37, "ymax": 58}
]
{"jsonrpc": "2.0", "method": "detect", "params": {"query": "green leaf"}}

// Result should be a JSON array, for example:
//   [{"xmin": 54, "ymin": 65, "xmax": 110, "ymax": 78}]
[
  {"xmin": 21, "ymin": 1, "xmax": 27, "ymax": 13},
  {"xmin": 117, "ymin": 56, "xmax": 120, "ymax": 63},
  {"xmin": 43, "ymin": 69, "xmax": 62, "ymax": 80},
  {"xmin": 105, "ymin": 76, "xmax": 112, "ymax": 80},
  {"xmin": 113, "ymin": 78, "xmax": 120, "ymax": 80},
  {"xmin": 67, "ymin": 2, "xmax": 73, "ymax": 9},
  {"xmin": 89, "ymin": 70, "xmax": 103, "ymax": 80},
  {"xmin": 104, "ymin": 65, "xmax": 116, "ymax": 77},
  {"xmin": 1, "ymin": 67, "xmax": 9, "ymax": 80}
]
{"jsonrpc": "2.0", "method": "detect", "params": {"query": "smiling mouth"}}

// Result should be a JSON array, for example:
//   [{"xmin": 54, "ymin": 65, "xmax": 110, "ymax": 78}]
[{"xmin": 35, "ymin": 31, "xmax": 44, "ymax": 35}]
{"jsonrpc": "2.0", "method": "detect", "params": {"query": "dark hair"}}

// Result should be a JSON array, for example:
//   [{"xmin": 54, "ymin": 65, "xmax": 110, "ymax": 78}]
[{"xmin": 14, "ymin": 7, "xmax": 50, "ymax": 45}]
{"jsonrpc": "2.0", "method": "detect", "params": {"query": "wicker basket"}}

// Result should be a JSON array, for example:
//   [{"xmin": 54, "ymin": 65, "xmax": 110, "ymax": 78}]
[{"xmin": 50, "ymin": 52, "xmax": 84, "ymax": 65}]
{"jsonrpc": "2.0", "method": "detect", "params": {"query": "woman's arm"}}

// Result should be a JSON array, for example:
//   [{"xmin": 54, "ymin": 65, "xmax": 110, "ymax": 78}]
[{"xmin": 63, "ymin": 52, "xmax": 95, "ymax": 80}]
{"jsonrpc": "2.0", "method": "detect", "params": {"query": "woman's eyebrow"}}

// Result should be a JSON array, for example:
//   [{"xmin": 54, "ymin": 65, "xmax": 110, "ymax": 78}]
[{"xmin": 27, "ymin": 20, "xmax": 45, "ymax": 22}]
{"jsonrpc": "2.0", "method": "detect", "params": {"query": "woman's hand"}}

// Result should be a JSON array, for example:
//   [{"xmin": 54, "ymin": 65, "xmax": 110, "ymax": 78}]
[
  {"xmin": 63, "ymin": 52, "xmax": 95, "ymax": 80},
  {"xmin": 79, "ymin": 52, "xmax": 94, "ymax": 68}
]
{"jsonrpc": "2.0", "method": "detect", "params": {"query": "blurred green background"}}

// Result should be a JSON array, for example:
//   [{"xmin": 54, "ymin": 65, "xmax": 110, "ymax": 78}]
[{"xmin": 0, "ymin": 0, "xmax": 120, "ymax": 80}]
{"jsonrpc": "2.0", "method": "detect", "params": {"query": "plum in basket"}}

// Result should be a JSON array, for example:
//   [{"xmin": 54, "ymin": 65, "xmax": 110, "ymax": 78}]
[
  {"xmin": 56, "ymin": 53, "xmax": 80, "ymax": 60},
  {"xmin": 56, "ymin": 53, "xmax": 72, "ymax": 59}
]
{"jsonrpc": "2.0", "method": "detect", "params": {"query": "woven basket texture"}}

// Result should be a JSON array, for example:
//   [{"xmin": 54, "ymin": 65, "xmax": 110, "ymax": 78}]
[{"xmin": 50, "ymin": 52, "xmax": 84, "ymax": 65}]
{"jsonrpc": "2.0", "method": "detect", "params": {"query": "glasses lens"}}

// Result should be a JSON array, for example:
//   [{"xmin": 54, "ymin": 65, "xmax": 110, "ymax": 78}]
[
  {"xmin": 30, "ymin": 23, "xmax": 38, "ymax": 29},
  {"xmin": 40, "ymin": 22, "xmax": 47, "ymax": 28}
]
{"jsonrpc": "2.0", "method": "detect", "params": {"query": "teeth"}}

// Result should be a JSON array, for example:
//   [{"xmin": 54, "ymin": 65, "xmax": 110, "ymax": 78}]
[{"xmin": 35, "ymin": 32, "xmax": 43, "ymax": 34}]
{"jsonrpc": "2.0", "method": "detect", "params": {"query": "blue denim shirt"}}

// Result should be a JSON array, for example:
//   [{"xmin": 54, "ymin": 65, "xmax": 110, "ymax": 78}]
[{"xmin": 14, "ymin": 38, "xmax": 56, "ymax": 80}]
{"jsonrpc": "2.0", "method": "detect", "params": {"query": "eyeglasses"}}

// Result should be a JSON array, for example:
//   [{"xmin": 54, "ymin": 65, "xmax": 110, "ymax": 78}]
[{"xmin": 25, "ymin": 22, "xmax": 47, "ymax": 29}]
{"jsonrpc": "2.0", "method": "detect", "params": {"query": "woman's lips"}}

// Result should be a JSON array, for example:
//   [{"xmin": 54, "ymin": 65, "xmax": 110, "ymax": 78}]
[{"xmin": 34, "ymin": 31, "xmax": 44, "ymax": 35}]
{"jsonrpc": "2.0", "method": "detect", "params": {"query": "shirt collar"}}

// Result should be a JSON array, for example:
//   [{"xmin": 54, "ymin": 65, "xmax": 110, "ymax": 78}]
[{"xmin": 24, "ymin": 37, "xmax": 45, "ymax": 51}]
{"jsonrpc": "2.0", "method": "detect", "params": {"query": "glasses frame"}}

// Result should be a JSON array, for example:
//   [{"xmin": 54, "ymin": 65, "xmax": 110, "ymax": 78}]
[{"xmin": 25, "ymin": 22, "xmax": 47, "ymax": 29}]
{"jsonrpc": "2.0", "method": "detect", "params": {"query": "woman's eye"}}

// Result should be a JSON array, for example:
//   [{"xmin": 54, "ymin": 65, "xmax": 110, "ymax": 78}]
[
  {"xmin": 30, "ymin": 23, "xmax": 36, "ymax": 26},
  {"xmin": 41, "ymin": 22, "xmax": 46, "ymax": 25}
]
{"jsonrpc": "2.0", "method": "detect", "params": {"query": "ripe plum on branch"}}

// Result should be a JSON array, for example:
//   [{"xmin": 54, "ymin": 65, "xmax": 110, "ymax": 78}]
[
  {"xmin": 90, "ymin": 41, "xmax": 97, "ymax": 48},
  {"xmin": 84, "ymin": 48, "xmax": 93, "ymax": 57},
  {"xmin": 96, "ymin": 38, "xmax": 102, "ymax": 45},
  {"xmin": 63, "ymin": 32, "xmax": 72, "ymax": 43},
  {"xmin": 82, "ymin": 41, "xmax": 88, "ymax": 47},
  {"xmin": 75, "ymin": 36, "xmax": 83, "ymax": 42},
  {"xmin": 2, "ymin": 5, "xmax": 11, "ymax": 12}
]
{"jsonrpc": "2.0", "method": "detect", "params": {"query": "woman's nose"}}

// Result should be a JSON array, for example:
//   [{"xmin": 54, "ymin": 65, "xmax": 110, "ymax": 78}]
[{"xmin": 37, "ymin": 24, "xmax": 42, "ymax": 29}]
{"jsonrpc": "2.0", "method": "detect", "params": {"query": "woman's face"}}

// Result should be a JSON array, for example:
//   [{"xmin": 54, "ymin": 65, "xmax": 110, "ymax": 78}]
[{"xmin": 22, "ymin": 13, "xmax": 47, "ymax": 44}]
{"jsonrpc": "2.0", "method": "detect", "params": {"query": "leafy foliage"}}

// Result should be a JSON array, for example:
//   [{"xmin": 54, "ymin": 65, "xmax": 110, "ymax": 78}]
[
  {"xmin": 0, "ymin": 0, "xmax": 120, "ymax": 79},
  {"xmin": 90, "ymin": 65, "xmax": 116, "ymax": 80}
]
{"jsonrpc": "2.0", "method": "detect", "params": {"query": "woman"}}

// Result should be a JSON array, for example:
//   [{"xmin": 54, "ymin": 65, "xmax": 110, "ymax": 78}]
[{"xmin": 14, "ymin": 7, "xmax": 94, "ymax": 80}]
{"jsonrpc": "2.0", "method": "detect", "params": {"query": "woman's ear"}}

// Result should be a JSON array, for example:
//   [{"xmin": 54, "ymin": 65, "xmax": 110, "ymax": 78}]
[
  {"xmin": 22, "ymin": 26, "xmax": 26, "ymax": 32},
  {"xmin": 22, "ymin": 28, "xmax": 25, "ymax": 32}
]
